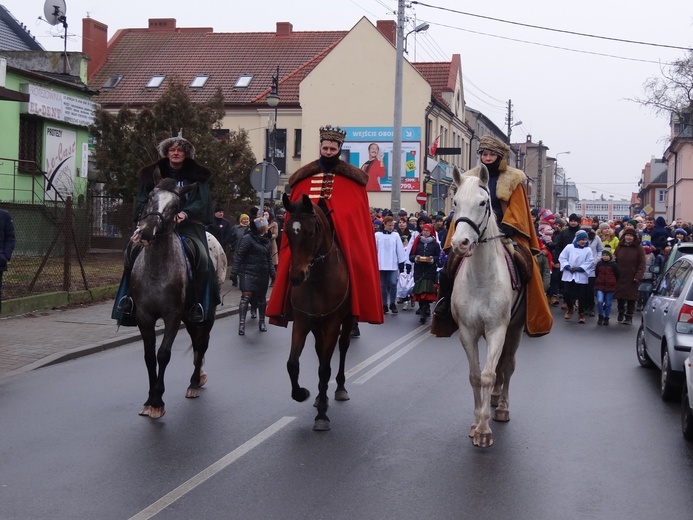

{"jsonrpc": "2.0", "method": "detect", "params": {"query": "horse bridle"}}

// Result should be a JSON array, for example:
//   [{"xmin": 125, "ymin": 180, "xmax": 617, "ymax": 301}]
[
  {"xmin": 453, "ymin": 184, "xmax": 504, "ymax": 246},
  {"xmin": 292, "ymin": 212, "xmax": 337, "ymax": 269}
]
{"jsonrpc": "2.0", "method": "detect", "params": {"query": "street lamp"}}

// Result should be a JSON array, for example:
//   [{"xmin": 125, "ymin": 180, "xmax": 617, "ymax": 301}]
[
  {"xmin": 392, "ymin": 3, "xmax": 430, "ymax": 213},
  {"xmin": 404, "ymin": 22, "xmax": 429, "ymax": 54},
  {"xmin": 555, "ymin": 151, "xmax": 570, "ymax": 214},
  {"xmin": 508, "ymin": 120, "xmax": 522, "ymax": 140},
  {"xmin": 266, "ymin": 66, "xmax": 280, "ymax": 165}
]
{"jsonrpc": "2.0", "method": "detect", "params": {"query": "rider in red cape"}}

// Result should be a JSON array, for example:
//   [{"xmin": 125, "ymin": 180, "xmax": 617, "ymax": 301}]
[{"xmin": 267, "ymin": 125, "xmax": 384, "ymax": 327}]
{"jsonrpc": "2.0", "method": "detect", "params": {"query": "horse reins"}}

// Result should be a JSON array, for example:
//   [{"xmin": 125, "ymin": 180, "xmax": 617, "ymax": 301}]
[{"xmin": 453, "ymin": 184, "xmax": 505, "ymax": 246}]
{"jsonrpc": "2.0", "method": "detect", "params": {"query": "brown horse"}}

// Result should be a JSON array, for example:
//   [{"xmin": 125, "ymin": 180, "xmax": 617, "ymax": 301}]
[{"xmin": 282, "ymin": 193, "xmax": 353, "ymax": 431}]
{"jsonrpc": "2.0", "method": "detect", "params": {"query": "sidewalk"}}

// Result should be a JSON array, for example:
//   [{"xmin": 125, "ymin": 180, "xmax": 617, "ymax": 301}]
[{"xmin": 0, "ymin": 285, "xmax": 247, "ymax": 381}]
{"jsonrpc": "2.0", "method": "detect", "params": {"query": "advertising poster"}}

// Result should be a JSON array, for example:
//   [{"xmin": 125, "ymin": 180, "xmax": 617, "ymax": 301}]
[
  {"xmin": 341, "ymin": 127, "xmax": 421, "ymax": 192},
  {"xmin": 44, "ymin": 126, "xmax": 77, "ymax": 200}
]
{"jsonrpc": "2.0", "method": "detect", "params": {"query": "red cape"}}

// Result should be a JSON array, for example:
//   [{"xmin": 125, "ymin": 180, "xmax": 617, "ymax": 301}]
[{"xmin": 267, "ymin": 160, "xmax": 383, "ymax": 326}]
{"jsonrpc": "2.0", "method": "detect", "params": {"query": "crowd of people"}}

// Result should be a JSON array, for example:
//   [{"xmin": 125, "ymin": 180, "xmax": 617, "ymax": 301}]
[{"xmin": 534, "ymin": 209, "xmax": 692, "ymax": 326}]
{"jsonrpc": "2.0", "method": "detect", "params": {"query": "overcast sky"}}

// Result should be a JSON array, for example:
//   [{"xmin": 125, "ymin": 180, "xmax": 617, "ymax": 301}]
[{"xmin": 12, "ymin": 0, "xmax": 693, "ymax": 203}]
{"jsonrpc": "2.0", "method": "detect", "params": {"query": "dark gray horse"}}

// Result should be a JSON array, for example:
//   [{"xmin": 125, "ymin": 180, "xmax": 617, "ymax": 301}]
[{"xmin": 130, "ymin": 175, "xmax": 217, "ymax": 418}]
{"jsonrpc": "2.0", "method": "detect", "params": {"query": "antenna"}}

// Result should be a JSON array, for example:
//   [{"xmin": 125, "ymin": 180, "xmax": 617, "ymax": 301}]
[{"xmin": 42, "ymin": 0, "xmax": 69, "ymax": 74}]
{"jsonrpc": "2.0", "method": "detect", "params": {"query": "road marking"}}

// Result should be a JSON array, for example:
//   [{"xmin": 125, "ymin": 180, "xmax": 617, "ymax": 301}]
[
  {"xmin": 352, "ymin": 328, "xmax": 431, "ymax": 384},
  {"xmin": 128, "ymin": 416, "xmax": 296, "ymax": 520},
  {"xmin": 342, "ymin": 325, "xmax": 428, "ymax": 380}
]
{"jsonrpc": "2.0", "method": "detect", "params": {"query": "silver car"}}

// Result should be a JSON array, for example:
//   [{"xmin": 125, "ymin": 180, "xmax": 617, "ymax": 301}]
[
  {"xmin": 636, "ymin": 255, "xmax": 693, "ymax": 401},
  {"xmin": 683, "ymin": 350, "xmax": 693, "ymax": 440}
]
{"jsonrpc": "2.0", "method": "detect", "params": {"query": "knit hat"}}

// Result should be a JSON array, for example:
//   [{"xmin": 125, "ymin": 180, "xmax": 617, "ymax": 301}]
[
  {"xmin": 239, "ymin": 213, "xmax": 249, "ymax": 223},
  {"xmin": 158, "ymin": 134, "xmax": 195, "ymax": 158},
  {"xmin": 421, "ymin": 223, "xmax": 435, "ymax": 234},
  {"xmin": 601, "ymin": 250, "xmax": 613, "ymax": 260},
  {"xmin": 569, "ymin": 213, "xmax": 580, "ymax": 223},
  {"xmin": 675, "ymin": 228, "xmax": 688, "ymax": 236},
  {"xmin": 574, "ymin": 229, "xmax": 588, "ymax": 242},
  {"xmin": 626, "ymin": 219, "xmax": 638, "ymax": 227},
  {"xmin": 214, "ymin": 204, "xmax": 224, "ymax": 213},
  {"xmin": 539, "ymin": 208, "xmax": 554, "ymax": 222}
]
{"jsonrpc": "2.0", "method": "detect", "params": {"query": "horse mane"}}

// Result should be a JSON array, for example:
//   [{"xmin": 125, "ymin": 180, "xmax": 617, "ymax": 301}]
[{"xmin": 156, "ymin": 178, "xmax": 178, "ymax": 193}]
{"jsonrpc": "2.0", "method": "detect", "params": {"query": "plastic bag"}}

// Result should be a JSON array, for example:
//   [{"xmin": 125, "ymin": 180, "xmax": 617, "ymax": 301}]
[{"xmin": 397, "ymin": 271, "xmax": 414, "ymax": 299}]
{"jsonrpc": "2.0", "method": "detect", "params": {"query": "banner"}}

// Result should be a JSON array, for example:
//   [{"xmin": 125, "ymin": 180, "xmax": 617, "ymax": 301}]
[{"xmin": 44, "ymin": 126, "xmax": 77, "ymax": 200}]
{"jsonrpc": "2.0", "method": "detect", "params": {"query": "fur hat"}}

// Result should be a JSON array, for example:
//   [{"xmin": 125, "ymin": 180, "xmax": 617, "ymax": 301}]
[
  {"xmin": 158, "ymin": 134, "xmax": 195, "ymax": 158},
  {"xmin": 477, "ymin": 135, "xmax": 510, "ymax": 159}
]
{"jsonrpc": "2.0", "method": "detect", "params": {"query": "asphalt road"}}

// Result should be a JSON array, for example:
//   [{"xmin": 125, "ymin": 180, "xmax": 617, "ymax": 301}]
[{"xmin": 2, "ymin": 307, "xmax": 693, "ymax": 520}]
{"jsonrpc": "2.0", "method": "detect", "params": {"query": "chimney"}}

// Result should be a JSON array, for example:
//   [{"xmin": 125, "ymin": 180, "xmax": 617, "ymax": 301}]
[
  {"xmin": 276, "ymin": 22, "xmax": 293, "ymax": 37},
  {"xmin": 82, "ymin": 18, "xmax": 109, "ymax": 82},
  {"xmin": 148, "ymin": 18, "xmax": 177, "ymax": 31},
  {"xmin": 377, "ymin": 20, "xmax": 396, "ymax": 45}
]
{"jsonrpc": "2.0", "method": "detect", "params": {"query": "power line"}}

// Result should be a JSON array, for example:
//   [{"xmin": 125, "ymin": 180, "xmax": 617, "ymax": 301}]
[
  {"xmin": 430, "ymin": 21, "xmax": 675, "ymax": 65},
  {"xmin": 411, "ymin": 1, "xmax": 693, "ymax": 51}
]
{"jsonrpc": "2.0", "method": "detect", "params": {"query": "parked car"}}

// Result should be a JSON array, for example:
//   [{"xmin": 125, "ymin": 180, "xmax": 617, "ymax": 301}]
[
  {"xmin": 683, "ymin": 351, "xmax": 693, "ymax": 440},
  {"xmin": 663, "ymin": 242, "xmax": 693, "ymax": 274},
  {"xmin": 636, "ymin": 255, "xmax": 693, "ymax": 401}
]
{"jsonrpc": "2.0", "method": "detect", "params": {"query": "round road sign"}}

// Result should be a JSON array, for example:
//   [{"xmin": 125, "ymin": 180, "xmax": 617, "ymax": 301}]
[{"xmin": 416, "ymin": 192, "xmax": 427, "ymax": 205}]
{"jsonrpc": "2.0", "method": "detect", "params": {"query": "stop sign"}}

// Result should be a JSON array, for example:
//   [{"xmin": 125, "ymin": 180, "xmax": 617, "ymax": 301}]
[{"xmin": 416, "ymin": 192, "xmax": 427, "ymax": 205}]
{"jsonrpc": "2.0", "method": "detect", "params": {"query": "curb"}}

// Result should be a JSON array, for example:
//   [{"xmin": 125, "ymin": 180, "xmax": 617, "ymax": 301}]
[{"xmin": 0, "ymin": 305, "xmax": 238, "ymax": 382}]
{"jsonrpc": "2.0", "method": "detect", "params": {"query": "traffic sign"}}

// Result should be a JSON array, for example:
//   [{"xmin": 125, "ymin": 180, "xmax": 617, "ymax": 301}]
[
  {"xmin": 416, "ymin": 192, "xmax": 427, "ymax": 205},
  {"xmin": 249, "ymin": 162, "xmax": 279, "ymax": 192}
]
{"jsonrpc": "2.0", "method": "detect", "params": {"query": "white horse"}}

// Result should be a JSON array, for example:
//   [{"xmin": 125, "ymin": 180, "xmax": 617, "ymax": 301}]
[{"xmin": 449, "ymin": 165, "xmax": 526, "ymax": 447}]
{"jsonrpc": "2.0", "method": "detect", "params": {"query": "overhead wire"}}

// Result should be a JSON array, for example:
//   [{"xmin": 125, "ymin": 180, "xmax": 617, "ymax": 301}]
[{"xmin": 411, "ymin": 1, "xmax": 693, "ymax": 52}]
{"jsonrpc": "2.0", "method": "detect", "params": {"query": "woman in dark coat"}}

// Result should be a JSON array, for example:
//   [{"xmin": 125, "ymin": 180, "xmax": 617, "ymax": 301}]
[
  {"xmin": 614, "ymin": 227, "xmax": 646, "ymax": 325},
  {"xmin": 409, "ymin": 224, "xmax": 441, "ymax": 324},
  {"xmin": 230, "ymin": 216, "xmax": 276, "ymax": 335}
]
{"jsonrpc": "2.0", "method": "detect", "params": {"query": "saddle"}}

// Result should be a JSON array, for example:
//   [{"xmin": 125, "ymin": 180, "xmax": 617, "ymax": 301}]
[{"xmin": 501, "ymin": 239, "xmax": 533, "ymax": 288}]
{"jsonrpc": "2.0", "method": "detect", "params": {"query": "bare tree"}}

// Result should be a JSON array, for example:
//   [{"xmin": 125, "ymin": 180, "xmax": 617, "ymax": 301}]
[{"xmin": 636, "ymin": 51, "xmax": 693, "ymax": 121}]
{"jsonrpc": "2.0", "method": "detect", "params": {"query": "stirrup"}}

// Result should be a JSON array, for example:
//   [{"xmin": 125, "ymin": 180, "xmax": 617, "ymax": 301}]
[
  {"xmin": 432, "ymin": 297, "xmax": 448, "ymax": 318},
  {"xmin": 117, "ymin": 296, "xmax": 134, "ymax": 315},
  {"xmin": 188, "ymin": 303, "xmax": 205, "ymax": 323}
]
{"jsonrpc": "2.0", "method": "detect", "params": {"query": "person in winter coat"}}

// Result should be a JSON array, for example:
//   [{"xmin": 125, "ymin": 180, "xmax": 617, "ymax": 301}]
[
  {"xmin": 614, "ymin": 227, "xmax": 646, "ymax": 325},
  {"xmin": 409, "ymin": 224, "xmax": 440, "ymax": 324},
  {"xmin": 585, "ymin": 228, "xmax": 603, "ymax": 316},
  {"xmin": 559, "ymin": 229, "xmax": 594, "ymax": 324},
  {"xmin": 536, "ymin": 239, "xmax": 552, "ymax": 295},
  {"xmin": 0, "ymin": 208, "xmax": 16, "ymax": 315},
  {"xmin": 207, "ymin": 204, "xmax": 233, "ymax": 258},
  {"xmin": 537, "ymin": 209, "xmax": 555, "ymax": 245},
  {"xmin": 375, "ymin": 216, "xmax": 408, "ymax": 314},
  {"xmin": 264, "ymin": 210, "xmax": 279, "ymax": 267},
  {"xmin": 598, "ymin": 224, "xmax": 620, "ymax": 255},
  {"xmin": 594, "ymin": 249, "xmax": 620, "ymax": 326},
  {"xmin": 229, "ymin": 213, "xmax": 250, "ymax": 264},
  {"xmin": 639, "ymin": 240, "xmax": 656, "ymax": 310},
  {"xmin": 650, "ymin": 216, "xmax": 671, "ymax": 253},
  {"xmin": 230, "ymin": 216, "xmax": 276, "ymax": 335}
]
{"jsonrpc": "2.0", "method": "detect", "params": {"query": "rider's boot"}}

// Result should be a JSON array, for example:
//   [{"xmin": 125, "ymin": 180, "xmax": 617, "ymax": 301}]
[
  {"xmin": 238, "ymin": 296, "xmax": 249, "ymax": 335},
  {"xmin": 433, "ymin": 250, "xmax": 463, "ymax": 319},
  {"xmin": 188, "ymin": 269, "xmax": 209, "ymax": 323},
  {"xmin": 258, "ymin": 300, "xmax": 267, "ymax": 332}
]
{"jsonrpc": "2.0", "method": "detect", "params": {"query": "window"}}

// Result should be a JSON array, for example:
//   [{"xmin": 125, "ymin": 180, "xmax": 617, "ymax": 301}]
[
  {"xmin": 293, "ymin": 129, "xmax": 302, "ymax": 158},
  {"xmin": 658, "ymin": 189, "xmax": 666, "ymax": 203},
  {"xmin": 102, "ymin": 74, "xmax": 123, "ymax": 89},
  {"xmin": 190, "ymin": 75, "xmax": 209, "ymax": 88},
  {"xmin": 266, "ymin": 128, "xmax": 287, "ymax": 174},
  {"xmin": 18, "ymin": 116, "xmax": 42, "ymax": 174},
  {"xmin": 146, "ymin": 75, "xmax": 166, "ymax": 89},
  {"xmin": 234, "ymin": 75, "xmax": 253, "ymax": 88}
]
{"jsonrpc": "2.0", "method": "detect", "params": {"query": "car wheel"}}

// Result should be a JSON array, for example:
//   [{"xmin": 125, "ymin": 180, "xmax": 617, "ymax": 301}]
[
  {"xmin": 682, "ymin": 385, "xmax": 693, "ymax": 441},
  {"xmin": 636, "ymin": 324, "xmax": 654, "ymax": 368},
  {"xmin": 661, "ymin": 349, "xmax": 679, "ymax": 402}
]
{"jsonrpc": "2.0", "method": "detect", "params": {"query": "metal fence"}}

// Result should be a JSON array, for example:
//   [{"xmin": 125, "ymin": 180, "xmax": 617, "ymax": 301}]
[{"xmin": 1, "ymin": 160, "xmax": 131, "ymax": 302}]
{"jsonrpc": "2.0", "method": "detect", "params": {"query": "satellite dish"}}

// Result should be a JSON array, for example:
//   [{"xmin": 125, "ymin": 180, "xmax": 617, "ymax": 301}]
[{"xmin": 43, "ymin": 0, "xmax": 67, "ymax": 26}]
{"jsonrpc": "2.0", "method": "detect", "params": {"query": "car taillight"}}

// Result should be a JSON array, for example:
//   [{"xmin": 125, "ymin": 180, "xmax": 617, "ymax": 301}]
[{"xmin": 676, "ymin": 303, "xmax": 693, "ymax": 334}]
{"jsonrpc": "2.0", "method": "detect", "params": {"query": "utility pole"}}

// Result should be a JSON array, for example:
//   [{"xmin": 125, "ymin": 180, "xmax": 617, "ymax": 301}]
[
  {"xmin": 506, "ymin": 99, "xmax": 513, "ymax": 140},
  {"xmin": 390, "ymin": 0, "xmax": 406, "ymax": 213}
]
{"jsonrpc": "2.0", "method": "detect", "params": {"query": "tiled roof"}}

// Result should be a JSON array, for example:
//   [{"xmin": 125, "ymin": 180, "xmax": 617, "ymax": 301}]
[
  {"xmin": 91, "ymin": 28, "xmax": 347, "ymax": 107},
  {"xmin": 413, "ymin": 60, "xmax": 455, "ymax": 108},
  {"xmin": 0, "ymin": 4, "xmax": 44, "ymax": 50}
]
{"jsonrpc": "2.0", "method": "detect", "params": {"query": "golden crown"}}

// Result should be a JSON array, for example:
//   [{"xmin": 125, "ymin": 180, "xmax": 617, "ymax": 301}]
[{"xmin": 319, "ymin": 125, "xmax": 347, "ymax": 144}]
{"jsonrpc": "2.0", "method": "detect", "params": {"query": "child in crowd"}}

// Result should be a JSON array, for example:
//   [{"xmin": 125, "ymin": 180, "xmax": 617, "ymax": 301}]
[
  {"xmin": 594, "ymin": 249, "xmax": 620, "ymax": 326},
  {"xmin": 559, "ymin": 229, "xmax": 594, "ymax": 324}
]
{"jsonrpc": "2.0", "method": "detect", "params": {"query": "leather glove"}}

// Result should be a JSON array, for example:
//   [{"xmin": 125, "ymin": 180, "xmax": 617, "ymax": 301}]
[
  {"xmin": 405, "ymin": 264, "xmax": 412, "ymax": 274},
  {"xmin": 563, "ymin": 265, "xmax": 572, "ymax": 272},
  {"xmin": 398, "ymin": 263, "xmax": 405, "ymax": 273},
  {"xmin": 573, "ymin": 267, "xmax": 585, "ymax": 273},
  {"xmin": 499, "ymin": 223, "xmax": 515, "ymax": 238},
  {"xmin": 230, "ymin": 275, "xmax": 238, "ymax": 287}
]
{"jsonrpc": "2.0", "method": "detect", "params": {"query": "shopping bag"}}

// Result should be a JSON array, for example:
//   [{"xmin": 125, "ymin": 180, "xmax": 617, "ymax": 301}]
[{"xmin": 397, "ymin": 271, "xmax": 414, "ymax": 299}]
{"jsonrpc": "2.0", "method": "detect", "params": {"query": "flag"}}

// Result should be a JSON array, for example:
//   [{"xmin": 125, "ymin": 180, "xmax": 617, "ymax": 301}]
[{"xmin": 428, "ymin": 135, "xmax": 439, "ymax": 156}]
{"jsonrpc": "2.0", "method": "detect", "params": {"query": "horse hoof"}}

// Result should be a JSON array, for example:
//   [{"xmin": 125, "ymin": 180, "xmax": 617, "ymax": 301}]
[
  {"xmin": 186, "ymin": 387, "xmax": 201, "ymax": 399},
  {"xmin": 335, "ymin": 390, "xmax": 350, "ymax": 401},
  {"xmin": 493, "ymin": 409, "xmax": 509, "ymax": 422},
  {"xmin": 292, "ymin": 388, "xmax": 310, "ymax": 403},
  {"xmin": 199, "ymin": 370, "xmax": 208, "ymax": 387},
  {"xmin": 468, "ymin": 425, "xmax": 477, "ymax": 438},
  {"xmin": 490, "ymin": 394, "xmax": 500, "ymax": 407},
  {"xmin": 473, "ymin": 432, "xmax": 494, "ymax": 448},
  {"xmin": 313, "ymin": 419, "xmax": 331, "ymax": 431},
  {"xmin": 313, "ymin": 396, "xmax": 329, "ymax": 408},
  {"xmin": 140, "ymin": 405, "xmax": 165, "ymax": 419}
]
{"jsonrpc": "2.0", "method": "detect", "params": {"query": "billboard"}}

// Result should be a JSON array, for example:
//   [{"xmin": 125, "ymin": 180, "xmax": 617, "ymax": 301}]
[
  {"xmin": 44, "ymin": 126, "xmax": 77, "ymax": 200},
  {"xmin": 341, "ymin": 126, "xmax": 421, "ymax": 192}
]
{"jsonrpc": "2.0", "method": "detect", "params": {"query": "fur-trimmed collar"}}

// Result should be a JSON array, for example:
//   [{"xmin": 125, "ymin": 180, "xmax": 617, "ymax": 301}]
[
  {"xmin": 289, "ymin": 159, "xmax": 368, "ymax": 187},
  {"xmin": 138, "ymin": 157, "xmax": 212, "ymax": 183},
  {"xmin": 466, "ymin": 164, "xmax": 526, "ymax": 202}
]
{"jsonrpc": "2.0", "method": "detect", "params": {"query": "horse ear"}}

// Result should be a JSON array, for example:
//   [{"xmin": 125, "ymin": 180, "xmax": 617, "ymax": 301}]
[
  {"xmin": 301, "ymin": 194, "xmax": 313, "ymax": 213},
  {"xmin": 282, "ymin": 192, "xmax": 291, "ymax": 211},
  {"xmin": 452, "ymin": 165, "xmax": 463, "ymax": 187},
  {"xmin": 478, "ymin": 164, "xmax": 490, "ymax": 186},
  {"xmin": 179, "ymin": 182, "xmax": 197, "ymax": 196},
  {"xmin": 152, "ymin": 166, "xmax": 163, "ymax": 185}
]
